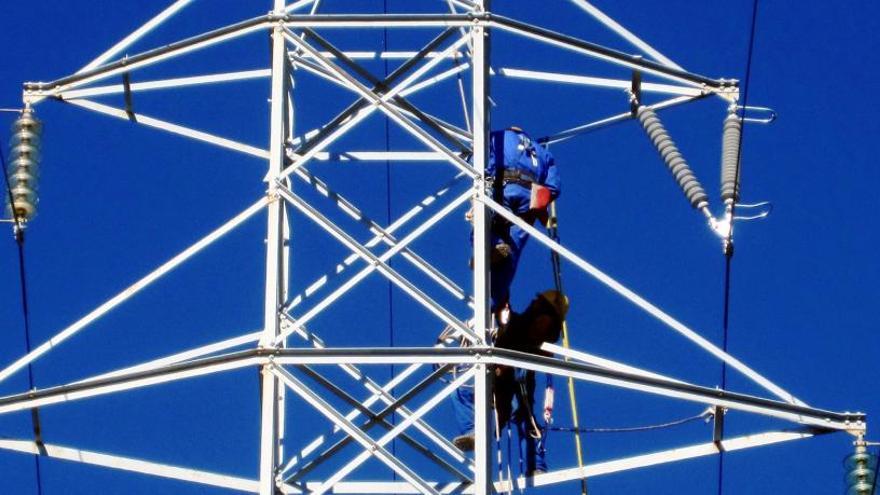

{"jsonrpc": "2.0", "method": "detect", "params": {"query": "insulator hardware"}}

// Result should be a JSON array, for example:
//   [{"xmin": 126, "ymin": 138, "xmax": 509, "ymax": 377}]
[
  {"xmin": 720, "ymin": 110, "xmax": 742, "ymax": 205},
  {"xmin": 5, "ymin": 108, "xmax": 42, "ymax": 224},
  {"xmin": 844, "ymin": 442, "xmax": 878, "ymax": 495},
  {"xmin": 635, "ymin": 105, "xmax": 709, "ymax": 210}
]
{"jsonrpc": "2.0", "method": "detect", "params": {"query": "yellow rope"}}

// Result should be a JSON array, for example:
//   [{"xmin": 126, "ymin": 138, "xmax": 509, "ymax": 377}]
[{"xmin": 548, "ymin": 201, "xmax": 588, "ymax": 495}]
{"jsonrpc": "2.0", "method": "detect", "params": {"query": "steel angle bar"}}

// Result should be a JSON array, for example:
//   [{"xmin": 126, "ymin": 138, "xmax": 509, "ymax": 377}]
[
  {"xmin": 60, "ymin": 69, "xmax": 272, "ymax": 100},
  {"xmin": 0, "ymin": 438, "xmax": 260, "ymax": 493},
  {"xmin": 0, "ymin": 198, "xmax": 267, "ymax": 385},
  {"xmin": 79, "ymin": 330, "xmax": 262, "ymax": 383},
  {"xmin": 497, "ymin": 68, "xmax": 702, "ymax": 96},
  {"xmin": 290, "ymin": 55, "xmax": 472, "ymax": 144},
  {"xmin": 503, "ymin": 428, "xmax": 822, "ymax": 490},
  {"xmin": 299, "ymin": 30, "xmax": 470, "ymax": 154},
  {"xmin": 283, "ymin": 31, "xmax": 477, "ymax": 180},
  {"xmin": 65, "ymin": 99, "xmax": 269, "ymax": 159},
  {"xmin": 275, "ymin": 186, "xmax": 474, "ymax": 343},
  {"xmin": 540, "ymin": 94, "xmax": 702, "ymax": 145},
  {"xmin": 270, "ymin": 365, "xmax": 440, "ymax": 495},
  {"xmin": 0, "ymin": 350, "xmax": 263, "ymax": 415},
  {"xmin": 286, "ymin": 364, "xmax": 471, "ymax": 483},
  {"xmin": 283, "ymin": 13, "xmax": 474, "ymax": 28},
  {"xmin": 280, "ymin": 30, "xmax": 468, "ymax": 181},
  {"xmin": 25, "ymin": 16, "xmax": 270, "ymax": 99},
  {"xmin": 284, "ymin": 0, "xmax": 317, "ymax": 13},
  {"xmin": 489, "ymin": 15, "xmax": 731, "ymax": 89},
  {"xmin": 278, "ymin": 322, "xmax": 471, "ymax": 473},
  {"xmin": 284, "ymin": 173, "xmax": 469, "ymax": 311},
  {"xmin": 275, "ymin": 187, "xmax": 473, "ymax": 344},
  {"xmin": 488, "ymin": 349, "xmax": 863, "ymax": 431},
  {"xmin": 481, "ymin": 194, "xmax": 807, "ymax": 407},
  {"xmin": 542, "ymin": 342, "xmax": 688, "ymax": 384},
  {"xmin": 567, "ymin": 0, "xmax": 684, "ymax": 71},
  {"xmin": 77, "ymin": 0, "xmax": 197, "ymax": 74},
  {"xmin": 287, "ymin": 165, "xmax": 466, "ymax": 301},
  {"xmin": 305, "ymin": 367, "xmax": 476, "ymax": 495}
]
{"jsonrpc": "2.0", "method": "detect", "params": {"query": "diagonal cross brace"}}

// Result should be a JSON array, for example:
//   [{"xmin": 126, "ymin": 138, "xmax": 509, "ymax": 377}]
[
  {"xmin": 269, "ymin": 364, "xmax": 440, "ymax": 495},
  {"xmin": 281, "ymin": 30, "xmax": 477, "ymax": 181},
  {"xmin": 287, "ymin": 364, "xmax": 471, "ymax": 483},
  {"xmin": 275, "ymin": 185, "xmax": 476, "ymax": 343}
]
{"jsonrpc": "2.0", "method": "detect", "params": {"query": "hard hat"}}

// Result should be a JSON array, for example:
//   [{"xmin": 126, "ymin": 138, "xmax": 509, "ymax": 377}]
[{"xmin": 538, "ymin": 290, "xmax": 569, "ymax": 320}]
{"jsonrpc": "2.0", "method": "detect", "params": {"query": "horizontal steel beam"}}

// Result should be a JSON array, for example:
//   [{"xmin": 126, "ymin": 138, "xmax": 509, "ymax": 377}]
[{"xmin": 0, "ymin": 347, "xmax": 860, "ymax": 433}]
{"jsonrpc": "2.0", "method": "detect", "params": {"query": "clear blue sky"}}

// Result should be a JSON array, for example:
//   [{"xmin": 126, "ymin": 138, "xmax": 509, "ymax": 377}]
[{"xmin": 0, "ymin": 1, "xmax": 878, "ymax": 494}]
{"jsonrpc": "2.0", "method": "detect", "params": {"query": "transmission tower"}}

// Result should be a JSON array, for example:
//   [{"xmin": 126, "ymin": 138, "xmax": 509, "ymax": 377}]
[{"xmin": 0, "ymin": 1, "xmax": 869, "ymax": 494}]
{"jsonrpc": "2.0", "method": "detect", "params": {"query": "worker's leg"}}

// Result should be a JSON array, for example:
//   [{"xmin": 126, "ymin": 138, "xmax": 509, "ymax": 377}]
[{"xmin": 452, "ymin": 381, "xmax": 474, "ymax": 436}]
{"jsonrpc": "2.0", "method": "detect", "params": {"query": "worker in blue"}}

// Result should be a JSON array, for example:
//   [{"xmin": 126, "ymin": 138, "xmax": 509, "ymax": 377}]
[
  {"xmin": 484, "ymin": 127, "xmax": 561, "ymax": 314},
  {"xmin": 451, "ymin": 290, "xmax": 569, "ymax": 476}
]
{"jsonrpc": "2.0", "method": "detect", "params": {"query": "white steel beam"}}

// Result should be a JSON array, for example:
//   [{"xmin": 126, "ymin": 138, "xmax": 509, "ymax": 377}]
[
  {"xmin": 299, "ymin": 366, "xmax": 475, "ymax": 495},
  {"xmin": 280, "ymin": 30, "xmax": 476, "ymax": 181},
  {"xmin": 284, "ymin": 173, "xmax": 468, "ymax": 311},
  {"xmin": 77, "ymin": 0, "xmax": 197, "ymax": 74},
  {"xmin": 258, "ymin": 14, "xmax": 291, "ymax": 494},
  {"xmin": 275, "ymin": 186, "xmax": 474, "ymax": 342},
  {"xmin": 65, "ymin": 99, "xmax": 269, "ymax": 159},
  {"xmin": 497, "ymin": 68, "xmax": 702, "ymax": 96},
  {"xmin": 61, "ymin": 69, "xmax": 272, "ymax": 100},
  {"xmin": 567, "ymin": 0, "xmax": 684, "ymax": 70},
  {"xmin": 542, "ymin": 342, "xmax": 688, "ymax": 384},
  {"xmin": 503, "ymin": 429, "xmax": 817, "ymax": 491},
  {"xmin": 271, "ymin": 365, "xmax": 442, "ymax": 495},
  {"xmin": 482, "ymin": 194, "xmax": 807, "ymax": 407},
  {"xmin": 470, "ymin": 2, "xmax": 492, "ymax": 494},
  {"xmin": 0, "ymin": 439, "xmax": 259, "ymax": 493},
  {"xmin": 274, "ymin": 188, "xmax": 473, "ymax": 344},
  {"xmin": 0, "ymin": 199, "xmax": 267, "ymax": 385},
  {"xmin": 541, "ymin": 94, "xmax": 701, "ymax": 145}
]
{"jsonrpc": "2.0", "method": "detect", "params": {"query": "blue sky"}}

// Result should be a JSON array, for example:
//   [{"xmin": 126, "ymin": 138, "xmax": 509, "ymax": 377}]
[{"xmin": 0, "ymin": 1, "xmax": 878, "ymax": 494}]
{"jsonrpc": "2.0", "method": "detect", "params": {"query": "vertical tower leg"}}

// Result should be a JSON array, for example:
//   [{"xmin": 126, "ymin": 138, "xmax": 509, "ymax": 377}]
[
  {"xmin": 259, "ymin": 5, "xmax": 291, "ymax": 493},
  {"xmin": 470, "ymin": 3, "xmax": 492, "ymax": 494}
]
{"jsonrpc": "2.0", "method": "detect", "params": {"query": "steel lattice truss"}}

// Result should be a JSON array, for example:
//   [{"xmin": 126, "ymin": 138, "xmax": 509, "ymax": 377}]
[{"xmin": 0, "ymin": 1, "xmax": 866, "ymax": 494}]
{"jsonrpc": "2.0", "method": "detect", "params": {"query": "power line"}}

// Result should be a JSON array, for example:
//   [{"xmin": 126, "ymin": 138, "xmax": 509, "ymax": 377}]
[
  {"xmin": 717, "ymin": 1, "xmax": 761, "ymax": 494},
  {"xmin": 0, "ymin": 124, "xmax": 44, "ymax": 495}
]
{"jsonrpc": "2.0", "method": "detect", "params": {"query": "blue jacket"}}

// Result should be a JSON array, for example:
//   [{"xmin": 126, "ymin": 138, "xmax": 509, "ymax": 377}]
[{"xmin": 487, "ymin": 129, "xmax": 561, "ymax": 200}]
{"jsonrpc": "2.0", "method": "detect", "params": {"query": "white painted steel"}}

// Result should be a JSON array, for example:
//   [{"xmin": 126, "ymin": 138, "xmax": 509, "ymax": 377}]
[
  {"xmin": 66, "ymin": 99, "xmax": 270, "ymax": 159},
  {"xmin": 498, "ymin": 68, "xmax": 701, "ymax": 96},
  {"xmin": 258, "ymin": 18, "xmax": 290, "ymax": 494},
  {"xmin": 280, "ymin": 31, "xmax": 476, "ymax": 181},
  {"xmin": 543, "ymin": 94, "xmax": 699, "ymax": 145},
  {"xmin": 0, "ymin": 199, "xmax": 267, "ymax": 385},
  {"xmin": 470, "ymin": 3, "xmax": 492, "ymax": 494},
  {"xmin": 492, "ymin": 21, "xmax": 703, "ymax": 89},
  {"xmin": 61, "ymin": 69, "xmax": 272, "ymax": 99},
  {"xmin": 542, "ymin": 342, "xmax": 688, "ymax": 384},
  {"xmin": 284, "ymin": 173, "xmax": 468, "ymax": 311},
  {"xmin": 502, "ymin": 429, "xmax": 814, "ymax": 490},
  {"xmin": 77, "ymin": 0, "xmax": 196, "ymax": 74},
  {"xmin": 272, "ymin": 365, "xmax": 441, "ymax": 495},
  {"xmin": 567, "ymin": 0, "xmax": 684, "ymax": 70},
  {"xmin": 276, "ymin": 186, "xmax": 473, "ymax": 341},
  {"xmin": 482, "ymin": 195, "xmax": 807, "ymax": 407},
  {"xmin": 274, "ymin": 188, "xmax": 473, "ymax": 344},
  {"xmin": 0, "ymin": 357, "xmax": 264, "ymax": 415},
  {"xmin": 0, "ymin": 439, "xmax": 260, "ymax": 493},
  {"xmin": 303, "ymin": 367, "xmax": 475, "ymax": 495}
]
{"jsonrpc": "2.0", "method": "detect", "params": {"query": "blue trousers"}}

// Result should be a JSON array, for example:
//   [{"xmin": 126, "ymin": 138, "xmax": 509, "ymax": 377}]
[
  {"xmin": 452, "ymin": 368, "xmax": 548, "ymax": 474},
  {"xmin": 489, "ymin": 183, "xmax": 533, "ymax": 310}
]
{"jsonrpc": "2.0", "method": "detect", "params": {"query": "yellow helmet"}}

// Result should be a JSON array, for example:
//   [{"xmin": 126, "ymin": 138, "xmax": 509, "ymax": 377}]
[{"xmin": 538, "ymin": 290, "xmax": 569, "ymax": 321}]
